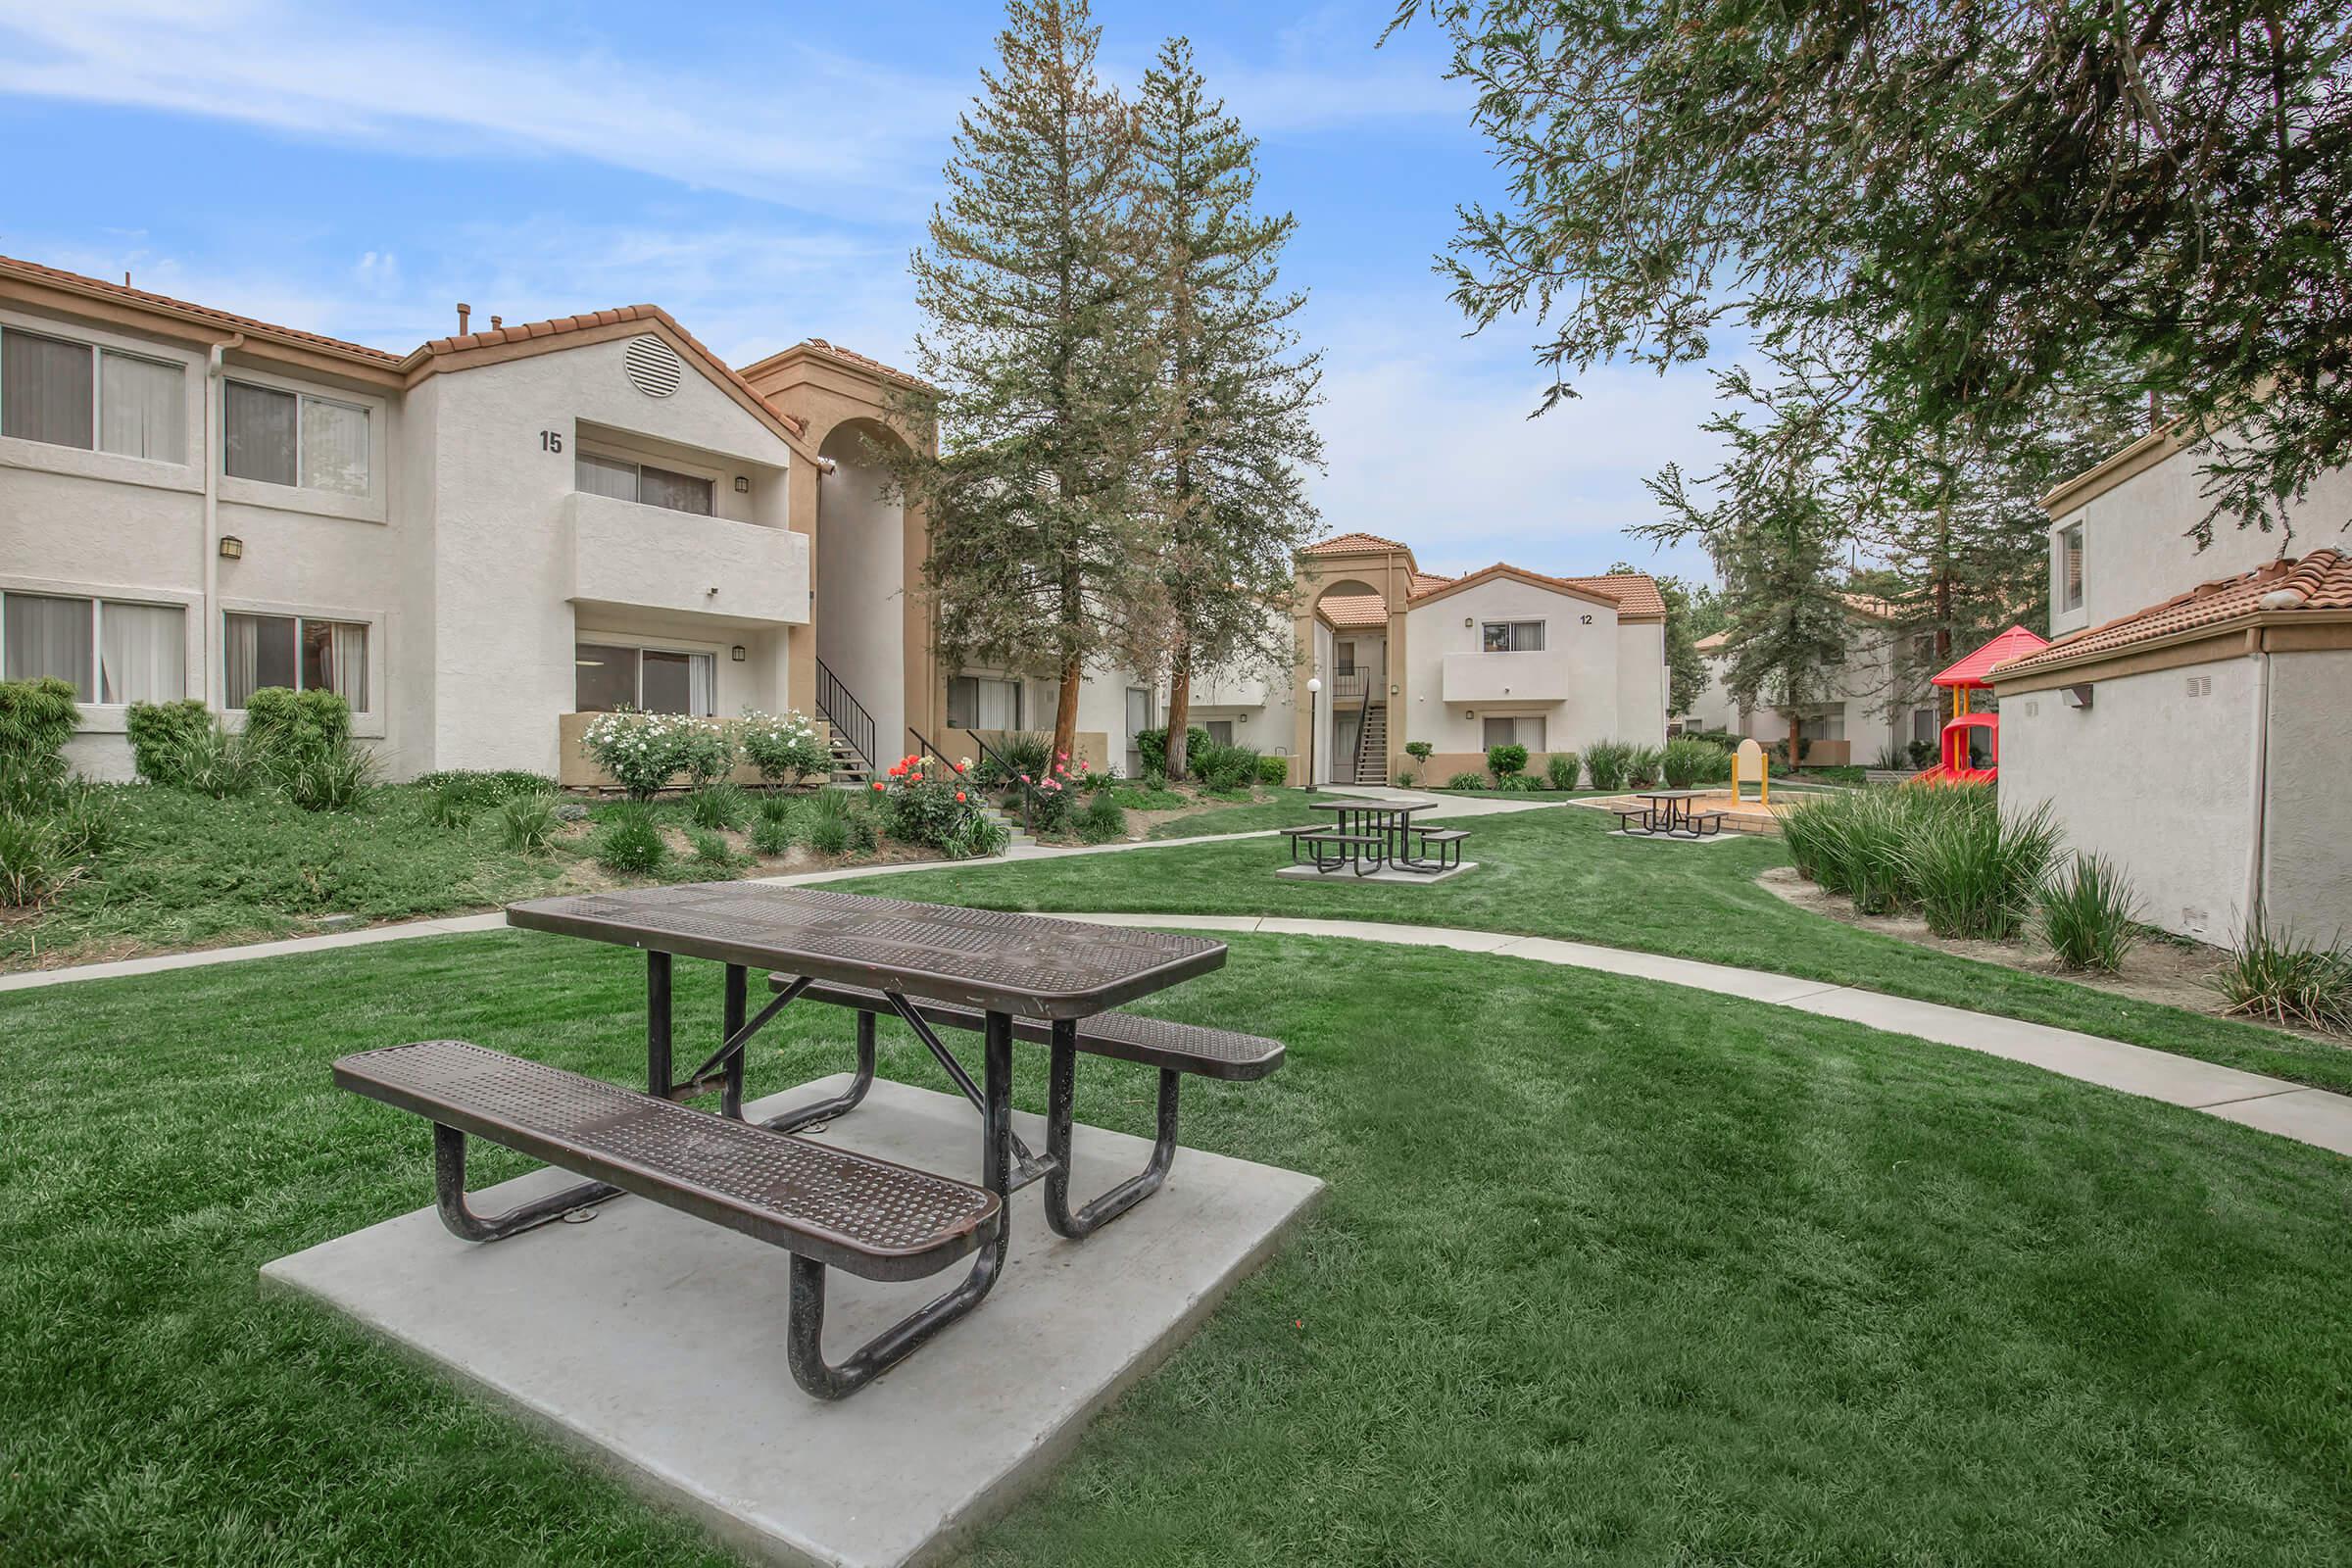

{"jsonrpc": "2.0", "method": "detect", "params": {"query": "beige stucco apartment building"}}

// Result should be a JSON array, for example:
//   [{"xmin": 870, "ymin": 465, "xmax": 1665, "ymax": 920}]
[
  {"xmin": 1267, "ymin": 532, "xmax": 1669, "ymax": 785},
  {"xmin": 1992, "ymin": 427, "xmax": 2352, "ymax": 943},
  {"xmin": 0, "ymin": 256, "xmax": 1155, "ymax": 784}
]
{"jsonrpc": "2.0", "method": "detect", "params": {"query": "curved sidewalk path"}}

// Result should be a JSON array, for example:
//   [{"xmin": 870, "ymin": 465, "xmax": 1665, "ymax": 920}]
[{"xmin": 4, "ymin": 804, "xmax": 2346, "ymax": 1159}]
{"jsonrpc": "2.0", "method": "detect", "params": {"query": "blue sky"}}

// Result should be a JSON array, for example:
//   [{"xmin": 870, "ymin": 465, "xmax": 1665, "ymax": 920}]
[{"xmin": 0, "ymin": 0, "xmax": 1724, "ymax": 584}]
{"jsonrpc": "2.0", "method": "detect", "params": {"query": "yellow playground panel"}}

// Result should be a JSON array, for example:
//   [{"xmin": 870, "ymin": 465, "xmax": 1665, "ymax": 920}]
[{"xmin": 1732, "ymin": 737, "xmax": 1769, "ymax": 804}]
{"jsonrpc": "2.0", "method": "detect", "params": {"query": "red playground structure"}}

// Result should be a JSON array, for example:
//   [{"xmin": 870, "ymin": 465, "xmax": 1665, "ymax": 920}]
[{"xmin": 1914, "ymin": 624, "xmax": 2051, "ymax": 785}]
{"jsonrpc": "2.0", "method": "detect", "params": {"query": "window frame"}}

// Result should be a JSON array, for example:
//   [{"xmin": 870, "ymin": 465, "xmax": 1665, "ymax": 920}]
[
  {"xmin": 221, "ymin": 377, "xmax": 373, "ymax": 498},
  {"xmin": 1480, "ymin": 713, "xmax": 1546, "ymax": 751},
  {"xmin": 573, "ymin": 445, "xmax": 717, "ymax": 517},
  {"xmin": 221, "ymin": 609, "xmax": 375, "ymax": 715},
  {"xmin": 1480, "ymin": 619, "xmax": 1545, "ymax": 653},
  {"xmin": 570, "ymin": 634, "xmax": 718, "ymax": 717},
  {"xmin": 0, "ymin": 587, "xmax": 191, "ymax": 709},
  {"xmin": 0, "ymin": 323, "xmax": 190, "ymax": 465},
  {"xmin": 948, "ymin": 673, "xmax": 1026, "ymax": 732},
  {"xmin": 2058, "ymin": 520, "xmax": 2085, "ymax": 612}
]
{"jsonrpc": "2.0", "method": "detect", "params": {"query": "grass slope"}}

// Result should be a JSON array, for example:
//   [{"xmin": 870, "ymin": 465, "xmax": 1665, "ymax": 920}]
[
  {"xmin": 2, "ymin": 930, "xmax": 2348, "ymax": 1563},
  {"xmin": 846, "ymin": 805, "xmax": 2352, "ymax": 1095}
]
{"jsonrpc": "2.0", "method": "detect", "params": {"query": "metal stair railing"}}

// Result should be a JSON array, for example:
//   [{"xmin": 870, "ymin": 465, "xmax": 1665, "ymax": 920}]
[{"xmin": 815, "ymin": 659, "xmax": 876, "ymax": 776}]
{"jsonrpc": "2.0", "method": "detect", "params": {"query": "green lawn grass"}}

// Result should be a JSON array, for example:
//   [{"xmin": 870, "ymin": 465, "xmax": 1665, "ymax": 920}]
[
  {"xmin": 1144, "ymin": 788, "xmax": 1350, "ymax": 839},
  {"xmin": 4, "ymin": 929, "xmax": 2350, "ymax": 1563},
  {"xmin": 846, "ymin": 805, "xmax": 2352, "ymax": 1095}
]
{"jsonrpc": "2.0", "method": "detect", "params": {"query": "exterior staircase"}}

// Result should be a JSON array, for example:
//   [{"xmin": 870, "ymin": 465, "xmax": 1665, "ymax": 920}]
[
  {"xmin": 820, "ymin": 724, "xmax": 871, "ymax": 785},
  {"xmin": 975, "ymin": 799, "xmax": 1034, "ymax": 851},
  {"xmin": 1353, "ymin": 702, "xmax": 1390, "ymax": 785}
]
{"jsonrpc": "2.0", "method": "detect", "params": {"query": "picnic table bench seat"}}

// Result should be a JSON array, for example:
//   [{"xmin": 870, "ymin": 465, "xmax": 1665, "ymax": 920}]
[
  {"xmin": 1413, "ymin": 827, "xmax": 1470, "ymax": 844},
  {"xmin": 335, "ymin": 1039, "xmax": 1004, "ymax": 1399},
  {"xmin": 768, "ymin": 972, "xmax": 1284, "ymax": 1242}
]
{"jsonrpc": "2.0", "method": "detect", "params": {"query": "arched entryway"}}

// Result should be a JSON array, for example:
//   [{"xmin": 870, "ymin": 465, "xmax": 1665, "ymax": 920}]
[{"xmin": 1308, "ymin": 578, "xmax": 1390, "ymax": 785}]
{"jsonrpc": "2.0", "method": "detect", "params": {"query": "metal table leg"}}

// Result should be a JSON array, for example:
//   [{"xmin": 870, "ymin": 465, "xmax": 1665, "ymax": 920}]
[{"xmin": 1043, "ymin": 1018, "xmax": 1178, "ymax": 1239}]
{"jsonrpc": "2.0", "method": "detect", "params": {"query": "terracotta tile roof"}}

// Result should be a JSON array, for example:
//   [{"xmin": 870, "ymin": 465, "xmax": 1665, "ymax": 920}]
[
  {"xmin": 1694, "ymin": 630, "xmax": 1729, "ymax": 653},
  {"xmin": 416, "ymin": 305, "xmax": 807, "ymax": 439},
  {"xmin": 789, "ymin": 337, "xmax": 927, "ymax": 388},
  {"xmin": 0, "ymin": 252, "xmax": 400, "ymax": 363},
  {"xmin": 1556, "ymin": 571, "xmax": 1668, "ymax": 618},
  {"xmin": 1317, "ymin": 593, "xmax": 1391, "ymax": 630},
  {"xmin": 1304, "ymin": 531, "xmax": 1412, "ymax": 557},
  {"xmin": 0, "ymin": 254, "xmax": 809, "ymax": 443},
  {"xmin": 1996, "ymin": 550, "xmax": 2352, "ymax": 677},
  {"xmin": 1409, "ymin": 570, "xmax": 1455, "ymax": 595},
  {"xmin": 1840, "ymin": 592, "xmax": 1902, "ymax": 621}
]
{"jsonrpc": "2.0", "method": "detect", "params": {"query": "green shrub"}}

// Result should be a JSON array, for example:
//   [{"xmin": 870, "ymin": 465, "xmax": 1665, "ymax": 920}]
[
  {"xmin": 124, "ymin": 699, "xmax": 212, "ymax": 786},
  {"xmin": 282, "ymin": 744, "xmax": 378, "ymax": 813},
  {"xmin": 689, "ymin": 829, "xmax": 739, "ymax": 870},
  {"xmin": 1494, "ymin": 771, "xmax": 1542, "ymax": 792},
  {"xmin": 945, "ymin": 809, "xmax": 1010, "ymax": 859},
  {"xmin": 1394, "ymin": 770, "xmax": 1416, "ymax": 788},
  {"xmin": 757, "ymin": 791, "xmax": 796, "ymax": 824},
  {"xmin": 47, "ymin": 782, "xmax": 124, "ymax": 860},
  {"xmin": 1486, "ymin": 743, "xmax": 1529, "ymax": 779},
  {"xmin": 737, "ymin": 710, "xmax": 828, "ymax": 787},
  {"xmin": 1660, "ymin": 737, "xmax": 1720, "ymax": 789},
  {"xmin": 413, "ymin": 769, "xmax": 556, "ymax": 806},
  {"xmin": 1906, "ymin": 739, "xmax": 1939, "ymax": 769},
  {"xmin": 978, "ymin": 731, "xmax": 1054, "ymax": 789},
  {"xmin": 498, "ymin": 793, "xmax": 560, "ymax": 855},
  {"xmin": 0, "ymin": 810, "xmax": 70, "ymax": 908},
  {"xmin": 801, "ymin": 788, "xmax": 879, "ymax": 857},
  {"xmin": 1076, "ymin": 790, "xmax": 1127, "ymax": 844},
  {"xmin": 685, "ymin": 781, "xmax": 748, "ymax": 830},
  {"xmin": 1626, "ymin": 745, "xmax": 1664, "ymax": 790},
  {"xmin": 242, "ymin": 687, "xmax": 351, "ymax": 761},
  {"xmin": 1133, "ymin": 726, "xmax": 1210, "ymax": 777},
  {"xmin": 1141, "ymin": 766, "xmax": 1168, "ymax": 792},
  {"xmin": 1905, "ymin": 799, "xmax": 2061, "ymax": 939},
  {"xmin": 0, "ymin": 677, "xmax": 81, "ymax": 810},
  {"xmin": 578, "ymin": 710, "xmax": 695, "ymax": 801},
  {"xmin": 1584, "ymin": 740, "xmax": 1635, "ymax": 792},
  {"xmin": 161, "ymin": 721, "xmax": 269, "ymax": 800},
  {"xmin": 1256, "ymin": 754, "xmax": 1291, "ymax": 787},
  {"xmin": 2212, "ymin": 916, "xmax": 2352, "ymax": 1034},
  {"xmin": 595, "ymin": 804, "xmax": 666, "ymax": 874},
  {"xmin": 673, "ymin": 724, "xmax": 736, "ymax": 789},
  {"xmin": 2036, "ymin": 854, "xmax": 2141, "ymax": 972},
  {"xmin": 426, "ymin": 780, "xmax": 471, "ymax": 829},
  {"xmin": 1446, "ymin": 771, "xmax": 1487, "ymax": 790},
  {"xmin": 1192, "ymin": 741, "xmax": 1259, "ymax": 793},
  {"xmin": 1545, "ymin": 752, "xmax": 1580, "ymax": 790},
  {"xmin": 750, "ymin": 815, "xmax": 795, "ymax": 856},
  {"xmin": 1808, "ymin": 764, "xmax": 1869, "ymax": 786},
  {"xmin": 1873, "ymin": 743, "xmax": 1911, "ymax": 771},
  {"xmin": 1405, "ymin": 740, "xmax": 1434, "ymax": 771}
]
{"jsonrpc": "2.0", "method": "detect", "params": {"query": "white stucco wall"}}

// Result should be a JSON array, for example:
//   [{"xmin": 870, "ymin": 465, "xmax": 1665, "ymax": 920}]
[
  {"xmin": 418, "ymin": 334, "xmax": 797, "ymax": 776},
  {"xmin": 1613, "ymin": 617, "xmax": 1669, "ymax": 746},
  {"xmin": 1999, "ymin": 656, "xmax": 2257, "ymax": 943},
  {"xmin": 814, "ymin": 435, "xmax": 906, "ymax": 756},
  {"xmin": 2258, "ymin": 649, "xmax": 2352, "ymax": 940},
  {"xmin": 2049, "ymin": 443, "xmax": 2351, "ymax": 637},
  {"xmin": 1400, "ymin": 577, "xmax": 1624, "ymax": 755}
]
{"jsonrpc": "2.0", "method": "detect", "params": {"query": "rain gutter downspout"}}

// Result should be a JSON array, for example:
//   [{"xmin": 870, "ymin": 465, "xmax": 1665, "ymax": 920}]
[
  {"xmin": 203, "ymin": 334, "xmax": 245, "ymax": 707},
  {"xmin": 2245, "ymin": 629, "xmax": 2271, "ymax": 931}
]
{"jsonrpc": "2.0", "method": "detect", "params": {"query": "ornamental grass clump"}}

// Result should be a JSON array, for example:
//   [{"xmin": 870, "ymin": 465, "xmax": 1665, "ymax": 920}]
[
  {"xmin": 2212, "ymin": 916, "xmax": 2352, "ymax": 1035},
  {"xmin": 594, "ymin": 803, "xmax": 666, "ymax": 874},
  {"xmin": 0, "ymin": 677, "xmax": 80, "ymax": 812},
  {"xmin": 1583, "ymin": 740, "xmax": 1635, "ymax": 792},
  {"xmin": 0, "ymin": 810, "xmax": 70, "ymax": 908},
  {"xmin": 1904, "ymin": 798, "xmax": 2061, "ymax": 940},
  {"xmin": 750, "ymin": 815, "xmax": 795, "ymax": 856},
  {"xmin": 1660, "ymin": 736, "xmax": 1720, "ymax": 789},
  {"xmin": 1625, "ymin": 745, "xmax": 1664, "ymax": 790},
  {"xmin": 2036, "ymin": 854, "xmax": 2142, "ymax": 972},
  {"xmin": 1545, "ymin": 751, "xmax": 1580, "ymax": 790},
  {"xmin": 498, "ymin": 793, "xmax": 561, "ymax": 855},
  {"xmin": 689, "ymin": 830, "xmax": 739, "ymax": 870},
  {"xmin": 684, "ymin": 781, "xmax": 748, "ymax": 831},
  {"xmin": 1076, "ymin": 789, "xmax": 1126, "ymax": 844}
]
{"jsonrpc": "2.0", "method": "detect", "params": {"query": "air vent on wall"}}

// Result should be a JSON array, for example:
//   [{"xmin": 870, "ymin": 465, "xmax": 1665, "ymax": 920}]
[{"xmin": 621, "ymin": 335, "xmax": 683, "ymax": 398}]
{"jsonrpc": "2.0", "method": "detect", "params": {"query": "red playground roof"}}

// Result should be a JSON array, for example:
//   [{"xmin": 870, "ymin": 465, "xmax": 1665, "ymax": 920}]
[{"xmin": 1932, "ymin": 624, "xmax": 2050, "ymax": 689}]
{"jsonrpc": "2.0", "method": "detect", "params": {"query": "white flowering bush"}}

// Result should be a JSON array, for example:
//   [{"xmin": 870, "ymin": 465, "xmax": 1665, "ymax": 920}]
[
  {"xmin": 579, "ymin": 710, "xmax": 705, "ymax": 801},
  {"xmin": 738, "ymin": 710, "xmax": 829, "ymax": 788}
]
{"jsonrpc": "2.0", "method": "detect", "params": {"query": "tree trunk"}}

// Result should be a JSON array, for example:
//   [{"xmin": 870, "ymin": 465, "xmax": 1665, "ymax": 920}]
[
  {"xmin": 1788, "ymin": 710, "xmax": 1804, "ymax": 772},
  {"xmin": 1164, "ymin": 643, "xmax": 1193, "ymax": 781},
  {"xmin": 1053, "ymin": 657, "xmax": 1082, "ymax": 774}
]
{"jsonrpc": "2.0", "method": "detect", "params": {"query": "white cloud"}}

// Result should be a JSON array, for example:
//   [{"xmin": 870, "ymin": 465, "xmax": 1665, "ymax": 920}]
[{"xmin": 1303, "ymin": 291, "xmax": 1731, "ymax": 584}]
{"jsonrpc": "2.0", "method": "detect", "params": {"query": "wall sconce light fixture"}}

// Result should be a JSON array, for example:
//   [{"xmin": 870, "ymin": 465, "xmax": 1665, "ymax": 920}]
[
  {"xmin": 734, "ymin": 475, "xmax": 750, "ymax": 493},
  {"xmin": 731, "ymin": 645, "xmax": 748, "ymax": 662},
  {"xmin": 219, "ymin": 536, "xmax": 244, "ymax": 560}
]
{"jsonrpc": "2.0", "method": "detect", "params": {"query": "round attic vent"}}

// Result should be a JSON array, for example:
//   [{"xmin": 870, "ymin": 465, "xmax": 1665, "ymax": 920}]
[{"xmin": 621, "ymin": 335, "xmax": 683, "ymax": 398}]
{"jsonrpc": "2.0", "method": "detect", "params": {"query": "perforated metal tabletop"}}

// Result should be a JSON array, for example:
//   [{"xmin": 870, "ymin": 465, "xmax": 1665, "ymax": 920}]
[{"xmin": 507, "ymin": 883, "xmax": 1226, "ymax": 1018}]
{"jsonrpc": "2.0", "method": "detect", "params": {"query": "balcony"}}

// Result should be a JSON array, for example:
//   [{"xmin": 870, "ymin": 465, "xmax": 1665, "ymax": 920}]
[
  {"xmin": 564, "ymin": 492, "xmax": 809, "ymax": 625},
  {"xmin": 1441, "ymin": 649, "xmax": 1572, "ymax": 704}
]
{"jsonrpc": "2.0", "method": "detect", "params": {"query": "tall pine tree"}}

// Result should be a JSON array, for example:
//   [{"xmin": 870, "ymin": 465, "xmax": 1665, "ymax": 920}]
[
  {"xmin": 1133, "ymin": 38, "xmax": 1323, "ymax": 782},
  {"xmin": 901, "ymin": 0, "xmax": 1155, "ymax": 764}
]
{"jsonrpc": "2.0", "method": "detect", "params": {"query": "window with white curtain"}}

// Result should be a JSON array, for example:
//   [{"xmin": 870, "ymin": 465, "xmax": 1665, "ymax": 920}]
[
  {"xmin": 1, "ymin": 327, "xmax": 187, "ymax": 460},
  {"xmin": 224, "ymin": 380, "xmax": 369, "ymax": 494},
  {"xmin": 573, "ymin": 449, "xmax": 714, "ymax": 516},
  {"xmin": 570, "ymin": 642, "xmax": 712, "ymax": 715},
  {"xmin": 948, "ymin": 675, "xmax": 1023, "ymax": 731},
  {"xmin": 1, "ymin": 591, "xmax": 185, "ymax": 704},
  {"xmin": 1481, "ymin": 714, "xmax": 1545, "ymax": 750},
  {"xmin": 1481, "ymin": 620, "xmax": 1545, "ymax": 653},
  {"xmin": 224, "ymin": 611, "xmax": 369, "ymax": 710}
]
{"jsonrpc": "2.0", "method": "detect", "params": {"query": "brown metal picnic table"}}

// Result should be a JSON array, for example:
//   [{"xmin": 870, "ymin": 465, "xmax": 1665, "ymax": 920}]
[
  {"xmin": 1628, "ymin": 790, "xmax": 1717, "ymax": 837},
  {"xmin": 1301, "ymin": 794, "xmax": 1446, "ymax": 873}
]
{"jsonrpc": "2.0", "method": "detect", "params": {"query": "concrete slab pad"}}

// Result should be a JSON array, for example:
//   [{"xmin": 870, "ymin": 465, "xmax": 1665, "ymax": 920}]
[
  {"xmin": 1273, "ymin": 860, "xmax": 1479, "ymax": 885},
  {"xmin": 2203, "ymin": 1088, "xmax": 2352, "ymax": 1156},
  {"xmin": 1605, "ymin": 829, "xmax": 1749, "ymax": 846},
  {"xmin": 263, "ymin": 1076, "xmax": 1323, "ymax": 1568}
]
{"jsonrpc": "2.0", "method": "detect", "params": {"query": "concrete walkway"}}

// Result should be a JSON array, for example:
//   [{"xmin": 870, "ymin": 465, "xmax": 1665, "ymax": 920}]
[{"xmin": 5, "ymin": 810, "xmax": 2345, "ymax": 1160}]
